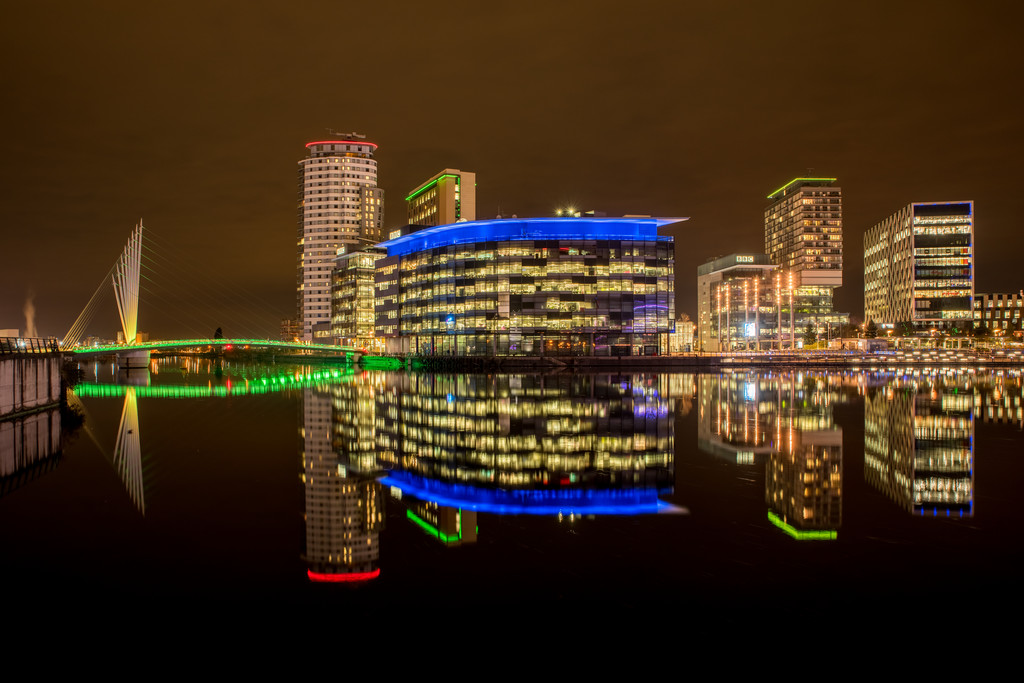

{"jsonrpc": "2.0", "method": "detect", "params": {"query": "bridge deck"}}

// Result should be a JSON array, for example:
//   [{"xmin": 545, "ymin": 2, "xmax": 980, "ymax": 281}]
[{"xmin": 68, "ymin": 338, "xmax": 359, "ymax": 355}]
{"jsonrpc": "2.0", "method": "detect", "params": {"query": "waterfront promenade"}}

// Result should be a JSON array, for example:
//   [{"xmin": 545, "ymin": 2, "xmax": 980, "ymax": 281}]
[{"xmin": 404, "ymin": 347, "xmax": 1024, "ymax": 371}]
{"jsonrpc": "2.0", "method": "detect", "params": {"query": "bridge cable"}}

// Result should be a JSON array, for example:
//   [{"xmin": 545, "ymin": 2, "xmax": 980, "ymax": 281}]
[
  {"xmin": 138, "ymin": 248, "xmax": 268, "ymax": 338},
  {"xmin": 138, "ymin": 232, "xmax": 278, "ymax": 338},
  {"xmin": 62, "ymin": 268, "xmax": 114, "ymax": 348}
]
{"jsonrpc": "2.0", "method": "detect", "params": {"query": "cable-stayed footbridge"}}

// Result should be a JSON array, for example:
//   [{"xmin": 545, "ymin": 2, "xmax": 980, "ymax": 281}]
[{"xmin": 61, "ymin": 222, "xmax": 361, "ymax": 365}]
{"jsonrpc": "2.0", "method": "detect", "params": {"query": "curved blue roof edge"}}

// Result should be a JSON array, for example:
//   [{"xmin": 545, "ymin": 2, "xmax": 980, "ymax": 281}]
[
  {"xmin": 378, "ymin": 216, "xmax": 687, "ymax": 258},
  {"xmin": 379, "ymin": 473, "xmax": 678, "ymax": 516}
]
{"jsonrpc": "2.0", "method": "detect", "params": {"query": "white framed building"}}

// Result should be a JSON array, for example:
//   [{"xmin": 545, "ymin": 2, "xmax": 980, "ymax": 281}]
[{"xmin": 864, "ymin": 201, "xmax": 974, "ymax": 331}]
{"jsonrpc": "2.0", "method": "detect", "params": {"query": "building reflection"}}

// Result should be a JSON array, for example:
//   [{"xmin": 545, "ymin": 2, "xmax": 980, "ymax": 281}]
[
  {"xmin": 697, "ymin": 371, "xmax": 845, "ymax": 539},
  {"xmin": 973, "ymin": 370, "xmax": 1024, "ymax": 428},
  {"xmin": 405, "ymin": 501, "xmax": 478, "ymax": 546},
  {"xmin": 302, "ymin": 387, "xmax": 383, "ymax": 582},
  {"xmin": 864, "ymin": 371, "xmax": 974, "ymax": 517},
  {"xmin": 373, "ymin": 373, "xmax": 678, "ymax": 517},
  {"xmin": 0, "ymin": 406, "xmax": 62, "ymax": 498}
]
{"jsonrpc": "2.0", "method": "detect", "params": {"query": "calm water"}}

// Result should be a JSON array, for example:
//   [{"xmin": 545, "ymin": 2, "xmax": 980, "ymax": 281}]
[{"xmin": 3, "ymin": 358, "xmax": 1023, "ymax": 627}]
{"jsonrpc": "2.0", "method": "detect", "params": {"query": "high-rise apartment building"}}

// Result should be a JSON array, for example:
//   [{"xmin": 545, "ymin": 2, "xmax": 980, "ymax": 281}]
[
  {"xmin": 764, "ymin": 178, "xmax": 846, "ymax": 335},
  {"xmin": 406, "ymin": 169, "xmax": 475, "ymax": 226},
  {"xmin": 764, "ymin": 178, "xmax": 843, "ymax": 285},
  {"xmin": 863, "ymin": 201, "xmax": 974, "ymax": 330},
  {"xmin": 296, "ymin": 137, "xmax": 384, "ymax": 341}
]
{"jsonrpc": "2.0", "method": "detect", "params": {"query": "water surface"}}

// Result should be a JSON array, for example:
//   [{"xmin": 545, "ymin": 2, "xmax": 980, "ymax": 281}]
[{"xmin": 3, "ymin": 359, "xmax": 1022, "ymax": 628}]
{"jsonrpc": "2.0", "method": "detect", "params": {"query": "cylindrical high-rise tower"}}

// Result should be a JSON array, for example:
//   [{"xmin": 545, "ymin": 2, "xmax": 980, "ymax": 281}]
[{"xmin": 296, "ymin": 137, "xmax": 384, "ymax": 341}]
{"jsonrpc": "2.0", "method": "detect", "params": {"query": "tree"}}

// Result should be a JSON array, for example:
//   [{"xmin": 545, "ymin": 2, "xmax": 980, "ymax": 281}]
[
  {"xmin": 802, "ymin": 323, "xmax": 816, "ymax": 346},
  {"xmin": 865, "ymin": 319, "xmax": 878, "ymax": 339},
  {"xmin": 214, "ymin": 327, "xmax": 223, "ymax": 339}
]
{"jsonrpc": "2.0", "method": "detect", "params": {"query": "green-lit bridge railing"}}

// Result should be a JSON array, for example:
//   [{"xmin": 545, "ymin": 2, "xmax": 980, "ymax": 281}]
[{"xmin": 66, "ymin": 338, "xmax": 360, "ymax": 355}]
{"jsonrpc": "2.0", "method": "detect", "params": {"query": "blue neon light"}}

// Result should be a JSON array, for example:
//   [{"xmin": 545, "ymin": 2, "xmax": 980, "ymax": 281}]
[
  {"xmin": 379, "ymin": 472, "xmax": 677, "ymax": 516},
  {"xmin": 377, "ymin": 217, "xmax": 684, "ymax": 257}
]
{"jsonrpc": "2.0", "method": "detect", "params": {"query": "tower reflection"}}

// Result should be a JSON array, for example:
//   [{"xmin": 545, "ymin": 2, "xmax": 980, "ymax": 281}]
[
  {"xmin": 697, "ymin": 371, "xmax": 848, "ymax": 539},
  {"xmin": 302, "ymin": 387, "xmax": 382, "ymax": 582},
  {"xmin": 864, "ymin": 371, "xmax": 974, "ymax": 517}
]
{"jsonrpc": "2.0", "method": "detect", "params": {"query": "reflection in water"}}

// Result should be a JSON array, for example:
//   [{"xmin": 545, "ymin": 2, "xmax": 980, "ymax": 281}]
[
  {"xmin": 112, "ymin": 387, "xmax": 144, "ymax": 514},
  {"xmin": 865, "ymin": 371, "xmax": 974, "ymax": 517},
  {"xmin": 0, "ymin": 406, "xmax": 62, "ymax": 497},
  {"xmin": 698, "ymin": 371, "xmax": 850, "ymax": 538},
  {"xmin": 406, "ymin": 502, "xmax": 478, "ymax": 546},
  {"xmin": 67, "ymin": 360, "xmax": 1019, "ymax": 594},
  {"xmin": 302, "ymin": 389, "xmax": 383, "ymax": 582},
  {"xmin": 373, "ymin": 373, "xmax": 679, "ymax": 515},
  {"xmin": 301, "ymin": 372, "xmax": 684, "ymax": 570}
]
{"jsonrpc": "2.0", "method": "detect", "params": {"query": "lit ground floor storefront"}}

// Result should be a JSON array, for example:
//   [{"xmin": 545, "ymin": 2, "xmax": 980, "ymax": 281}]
[{"xmin": 385, "ymin": 332, "xmax": 669, "ymax": 357}]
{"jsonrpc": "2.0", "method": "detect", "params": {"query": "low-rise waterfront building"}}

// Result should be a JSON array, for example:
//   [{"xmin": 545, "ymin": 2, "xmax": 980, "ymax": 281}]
[
  {"xmin": 973, "ymin": 291, "xmax": 1023, "ymax": 332},
  {"xmin": 668, "ymin": 317, "xmax": 695, "ymax": 353},
  {"xmin": 374, "ymin": 216, "xmax": 681, "ymax": 356},
  {"xmin": 697, "ymin": 254, "xmax": 779, "ymax": 352}
]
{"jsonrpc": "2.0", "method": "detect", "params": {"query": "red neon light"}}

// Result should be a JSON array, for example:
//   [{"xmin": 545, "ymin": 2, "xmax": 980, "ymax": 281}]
[
  {"xmin": 305, "ymin": 140, "xmax": 379, "ymax": 150},
  {"xmin": 307, "ymin": 568, "xmax": 380, "ymax": 583}
]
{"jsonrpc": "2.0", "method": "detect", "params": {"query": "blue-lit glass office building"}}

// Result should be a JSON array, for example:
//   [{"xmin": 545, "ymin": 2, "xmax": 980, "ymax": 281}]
[{"xmin": 374, "ymin": 217, "xmax": 682, "ymax": 356}]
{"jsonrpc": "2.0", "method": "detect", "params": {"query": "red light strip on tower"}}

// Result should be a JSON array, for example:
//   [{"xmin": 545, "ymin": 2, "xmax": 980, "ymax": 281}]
[
  {"xmin": 307, "ymin": 568, "xmax": 380, "ymax": 583},
  {"xmin": 305, "ymin": 140, "xmax": 379, "ymax": 150}
]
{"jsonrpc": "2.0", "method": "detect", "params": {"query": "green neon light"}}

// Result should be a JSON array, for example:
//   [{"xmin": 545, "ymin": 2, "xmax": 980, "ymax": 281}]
[
  {"xmin": 360, "ymin": 356, "xmax": 402, "ymax": 370},
  {"xmin": 405, "ymin": 174, "xmax": 459, "ymax": 202},
  {"xmin": 766, "ymin": 177, "xmax": 838, "ymax": 200},
  {"xmin": 767, "ymin": 511, "xmax": 837, "ymax": 541},
  {"xmin": 406, "ymin": 509, "xmax": 461, "ymax": 543},
  {"xmin": 73, "ymin": 367, "xmax": 356, "ymax": 399},
  {"xmin": 69, "ymin": 338, "xmax": 358, "ymax": 355}
]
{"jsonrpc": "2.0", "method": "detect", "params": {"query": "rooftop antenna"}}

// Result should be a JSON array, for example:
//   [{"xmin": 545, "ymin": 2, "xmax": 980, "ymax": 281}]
[{"xmin": 326, "ymin": 128, "xmax": 367, "ymax": 140}]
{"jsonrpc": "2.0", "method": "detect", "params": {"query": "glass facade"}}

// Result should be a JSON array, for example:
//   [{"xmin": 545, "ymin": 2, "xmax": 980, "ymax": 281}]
[
  {"xmin": 864, "ymin": 201, "xmax": 974, "ymax": 330},
  {"xmin": 376, "ymin": 217, "xmax": 679, "ymax": 356},
  {"xmin": 331, "ymin": 247, "xmax": 385, "ymax": 349}
]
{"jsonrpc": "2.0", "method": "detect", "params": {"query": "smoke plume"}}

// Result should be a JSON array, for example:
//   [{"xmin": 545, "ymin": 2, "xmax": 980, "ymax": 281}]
[{"xmin": 23, "ymin": 291, "xmax": 38, "ymax": 338}]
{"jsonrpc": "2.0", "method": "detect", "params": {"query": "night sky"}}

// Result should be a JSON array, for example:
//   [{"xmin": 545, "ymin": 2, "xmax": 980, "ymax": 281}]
[{"xmin": 2, "ymin": 1, "xmax": 1021, "ymax": 340}]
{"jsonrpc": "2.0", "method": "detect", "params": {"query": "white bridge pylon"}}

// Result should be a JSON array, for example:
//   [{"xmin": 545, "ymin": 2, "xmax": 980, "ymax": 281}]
[{"xmin": 112, "ymin": 221, "xmax": 143, "ymax": 344}]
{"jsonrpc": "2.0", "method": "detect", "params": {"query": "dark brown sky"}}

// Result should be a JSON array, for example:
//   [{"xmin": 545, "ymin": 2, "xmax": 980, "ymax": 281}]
[{"xmin": 2, "ymin": 1, "xmax": 1021, "ymax": 339}]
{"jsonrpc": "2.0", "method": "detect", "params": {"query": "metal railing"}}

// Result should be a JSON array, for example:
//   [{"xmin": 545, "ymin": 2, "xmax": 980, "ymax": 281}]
[{"xmin": 0, "ymin": 337, "xmax": 61, "ymax": 355}]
